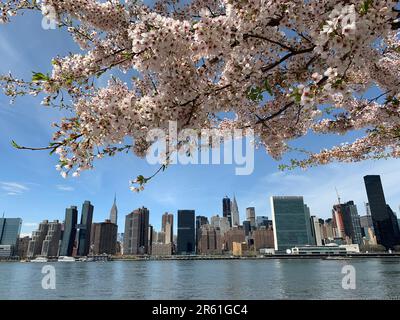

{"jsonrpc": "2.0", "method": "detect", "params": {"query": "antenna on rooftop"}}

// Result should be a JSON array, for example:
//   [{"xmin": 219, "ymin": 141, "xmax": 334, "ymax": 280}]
[{"xmin": 335, "ymin": 187, "xmax": 341, "ymax": 205}]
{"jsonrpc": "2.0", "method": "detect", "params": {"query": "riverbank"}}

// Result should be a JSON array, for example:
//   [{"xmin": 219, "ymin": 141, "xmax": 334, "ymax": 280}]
[
  {"xmin": 113, "ymin": 253, "xmax": 400, "ymax": 261},
  {"xmin": 1, "ymin": 252, "xmax": 400, "ymax": 262}
]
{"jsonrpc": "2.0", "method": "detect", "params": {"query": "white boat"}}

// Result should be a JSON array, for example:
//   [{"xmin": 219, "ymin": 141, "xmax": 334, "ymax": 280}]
[
  {"xmin": 31, "ymin": 257, "xmax": 48, "ymax": 263},
  {"xmin": 58, "ymin": 256, "xmax": 76, "ymax": 262}
]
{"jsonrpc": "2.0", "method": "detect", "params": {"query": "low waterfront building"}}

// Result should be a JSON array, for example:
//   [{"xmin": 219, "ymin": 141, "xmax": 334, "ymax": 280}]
[
  {"xmin": 197, "ymin": 225, "xmax": 222, "ymax": 255},
  {"xmin": 252, "ymin": 227, "xmax": 274, "ymax": 251},
  {"xmin": 151, "ymin": 243, "xmax": 173, "ymax": 256},
  {"xmin": 0, "ymin": 245, "xmax": 12, "ymax": 258},
  {"xmin": 232, "ymin": 242, "xmax": 249, "ymax": 257},
  {"xmin": 224, "ymin": 228, "xmax": 245, "ymax": 252},
  {"xmin": 259, "ymin": 248, "xmax": 275, "ymax": 255},
  {"xmin": 339, "ymin": 244, "xmax": 360, "ymax": 253},
  {"xmin": 291, "ymin": 245, "xmax": 347, "ymax": 255}
]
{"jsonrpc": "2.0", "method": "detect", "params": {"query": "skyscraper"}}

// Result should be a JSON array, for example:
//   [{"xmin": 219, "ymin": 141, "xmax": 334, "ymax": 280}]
[
  {"xmin": 162, "ymin": 213, "xmax": 174, "ymax": 244},
  {"xmin": 243, "ymin": 221, "xmax": 251, "ymax": 236},
  {"xmin": 123, "ymin": 207, "xmax": 150, "ymax": 255},
  {"xmin": 90, "ymin": 220, "xmax": 118, "ymax": 255},
  {"xmin": 256, "ymin": 216, "xmax": 272, "ymax": 228},
  {"xmin": 222, "ymin": 197, "xmax": 232, "ymax": 227},
  {"xmin": 177, "ymin": 210, "xmax": 195, "ymax": 254},
  {"xmin": 270, "ymin": 196, "xmax": 310, "ymax": 252},
  {"xmin": 303, "ymin": 204, "xmax": 314, "ymax": 245},
  {"xmin": 196, "ymin": 216, "xmax": 209, "ymax": 253},
  {"xmin": 41, "ymin": 220, "xmax": 62, "ymax": 257},
  {"xmin": 27, "ymin": 220, "xmax": 49, "ymax": 258},
  {"xmin": 77, "ymin": 201, "xmax": 94, "ymax": 256},
  {"xmin": 387, "ymin": 205, "xmax": 400, "ymax": 244},
  {"xmin": 364, "ymin": 175, "xmax": 400, "ymax": 249},
  {"xmin": 341, "ymin": 201, "xmax": 363, "ymax": 245},
  {"xmin": 231, "ymin": 196, "xmax": 240, "ymax": 226},
  {"xmin": 246, "ymin": 207, "xmax": 256, "ymax": 228},
  {"xmin": 109, "ymin": 194, "xmax": 118, "ymax": 226},
  {"xmin": 210, "ymin": 215, "xmax": 230, "ymax": 236},
  {"xmin": 310, "ymin": 216, "xmax": 323, "ymax": 246},
  {"xmin": 0, "ymin": 217, "xmax": 22, "ymax": 255},
  {"xmin": 59, "ymin": 206, "xmax": 78, "ymax": 257},
  {"xmin": 332, "ymin": 205, "xmax": 346, "ymax": 239},
  {"xmin": 197, "ymin": 225, "xmax": 222, "ymax": 255}
]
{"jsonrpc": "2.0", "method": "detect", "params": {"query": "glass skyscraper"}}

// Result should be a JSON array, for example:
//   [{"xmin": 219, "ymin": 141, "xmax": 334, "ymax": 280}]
[
  {"xmin": 341, "ymin": 201, "xmax": 363, "ymax": 245},
  {"xmin": 270, "ymin": 196, "xmax": 310, "ymax": 252},
  {"xmin": 123, "ymin": 207, "xmax": 150, "ymax": 255},
  {"xmin": 222, "ymin": 197, "xmax": 232, "ymax": 227},
  {"xmin": 77, "ymin": 201, "xmax": 94, "ymax": 256},
  {"xmin": 364, "ymin": 175, "xmax": 400, "ymax": 249},
  {"xmin": 0, "ymin": 218, "xmax": 22, "ymax": 255},
  {"xmin": 60, "ymin": 206, "xmax": 78, "ymax": 256},
  {"xmin": 177, "ymin": 210, "xmax": 195, "ymax": 254}
]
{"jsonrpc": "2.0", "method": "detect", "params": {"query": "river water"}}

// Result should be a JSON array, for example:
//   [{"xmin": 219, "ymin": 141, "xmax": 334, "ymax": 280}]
[{"xmin": 0, "ymin": 258, "xmax": 399, "ymax": 299}]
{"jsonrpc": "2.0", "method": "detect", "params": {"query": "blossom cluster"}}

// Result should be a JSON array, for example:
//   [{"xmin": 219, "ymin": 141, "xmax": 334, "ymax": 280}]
[{"xmin": 1, "ymin": 0, "xmax": 400, "ymax": 181}]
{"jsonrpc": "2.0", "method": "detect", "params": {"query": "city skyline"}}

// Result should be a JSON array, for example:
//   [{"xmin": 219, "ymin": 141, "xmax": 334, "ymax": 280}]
[{"xmin": 4, "ymin": 166, "xmax": 400, "ymax": 237}]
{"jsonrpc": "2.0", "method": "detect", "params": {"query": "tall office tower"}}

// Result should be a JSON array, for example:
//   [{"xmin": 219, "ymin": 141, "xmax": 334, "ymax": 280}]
[
  {"xmin": 59, "ymin": 206, "xmax": 78, "ymax": 256},
  {"xmin": 17, "ymin": 236, "xmax": 30, "ymax": 258},
  {"xmin": 27, "ymin": 220, "xmax": 49, "ymax": 258},
  {"xmin": 196, "ymin": 215, "xmax": 209, "ymax": 252},
  {"xmin": 177, "ymin": 210, "xmax": 195, "ymax": 254},
  {"xmin": 196, "ymin": 216, "xmax": 209, "ymax": 230},
  {"xmin": 90, "ymin": 220, "xmax": 118, "ymax": 255},
  {"xmin": 223, "ymin": 228, "xmax": 246, "ymax": 251},
  {"xmin": 123, "ymin": 207, "xmax": 150, "ymax": 255},
  {"xmin": 243, "ymin": 220, "xmax": 251, "ymax": 236},
  {"xmin": 324, "ymin": 218, "xmax": 334, "ymax": 240},
  {"xmin": 161, "ymin": 213, "xmax": 174, "ymax": 244},
  {"xmin": 246, "ymin": 207, "xmax": 256, "ymax": 228},
  {"xmin": 231, "ymin": 196, "xmax": 240, "ymax": 226},
  {"xmin": 148, "ymin": 225, "xmax": 153, "ymax": 255},
  {"xmin": 256, "ymin": 216, "xmax": 271, "ymax": 228},
  {"xmin": 387, "ymin": 205, "xmax": 400, "ymax": 243},
  {"xmin": 303, "ymin": 204, "xmax": 314, "ymax": 245},
  {"xmin": 109, "ymin": 194, "xmax": 118, "ymax": 226},
  {"xmin": 310, "ymin": 216, "xmax": 323, "ymax": 246},
  {"xmin": 0, "ymin": 217, "xmax": 22, "ymax": 256},
  {"xmin": 41, "ymin": 220, "xmax": 62, "ymax": 257},
  {"xmin": 162, "ymin": 213, "xmax": 174, "ymax": 231},
  {"xmin": 332, "ymin": 205, "xmax": 346, "ymax": 239},
  {"xmin": 197, "ymin": 225, "xmax": 222, "ymax": 255},
  {"xmin": 210, "ymin": 215, "xmax": 230, "ymax": 236},
  {"xmin": 77, "ymin": 201, "xmax": 94, "ymax": 256},
  {"xmin": 222, "ymin": 197, "xmax": 232, "ymax": 227},
  {"xmin": 252, "ymin": 227, "xmax": 275, "ymax": 250},
  {"xmin": 340, "ymin": 201, "xmax": 363, "ymax": 245},
  {"xmin": 364, "ymin": 175, "xmax": 400, "ymax": 249},
  {"xmin": 164, "ymin": 222, "xmax": 173, "ymax": 244},
  {"xmin": 270, "ymin": 196, "xmax": 310, "ymax": 252}
]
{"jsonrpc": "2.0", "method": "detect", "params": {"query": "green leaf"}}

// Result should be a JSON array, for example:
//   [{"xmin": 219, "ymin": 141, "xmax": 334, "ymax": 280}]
[
  {"xmin": 11, "ymin": 140, "xmax": 21, "ymax": 149},
  {"xmin": 32, "ymin": 72, "xmax": 50, "ymax": 82},
  {"xmin": 359, "ymin": 0, "xmax": 373, "ymax": 15}
]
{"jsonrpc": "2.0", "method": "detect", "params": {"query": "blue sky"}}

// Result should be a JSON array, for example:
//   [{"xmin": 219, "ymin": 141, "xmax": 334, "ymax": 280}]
[{"xmin": 1, "ymin": 9, "xmax": 400, "ymax": 236}]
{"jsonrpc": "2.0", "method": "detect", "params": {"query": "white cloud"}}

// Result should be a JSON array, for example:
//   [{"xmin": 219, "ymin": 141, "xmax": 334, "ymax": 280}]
[
  {"xmin": 56, "ymin": 185, "xmax": 74, "ymax": 191},
  {"xmin": 0, "ymin": 182, "xmax": 30, "ymax": 195},
  {"xmin": 23, "ymin": 222, "xmax": 38, "ymax": 228}
]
